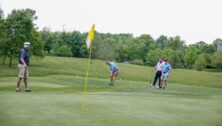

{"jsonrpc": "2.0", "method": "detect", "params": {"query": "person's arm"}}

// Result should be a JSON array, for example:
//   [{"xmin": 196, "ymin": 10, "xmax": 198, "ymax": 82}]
[
  {"xmin": 20, "ymin": 49, "xmax": 27, "ymax": 67},
  {"xmin": 20, "ymin": 58, "xmax": 27, "ymax": 67}
]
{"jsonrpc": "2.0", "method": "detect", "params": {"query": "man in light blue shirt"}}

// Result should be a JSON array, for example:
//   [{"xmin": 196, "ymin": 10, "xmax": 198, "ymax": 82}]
[
  {"xmin": 161, "ymin": 58, "xmax": 171, "ymax": 89},
  {"xmin": 106, "ymin": 60, "xmax": 119, "ymax": 86}
]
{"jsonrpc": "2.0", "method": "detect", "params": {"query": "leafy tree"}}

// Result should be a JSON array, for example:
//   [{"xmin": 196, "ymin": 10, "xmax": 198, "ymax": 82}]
[
  {"xmin": 211, "ymin": 51, "xmax": 222, "ymax": 69},
  {"xmin": 213, "ymin": 38, "xmax": 222, "ymax": 51},
  {"xmin": 166, "ymin": 36, "xmax": 185, "ymax": 50},
  {"xmin": 0, "ymin": 7, "xmax": 3, "ymax": 19},
  {"xmin": 93, "ymin": 38, "xmax": 116, "ymax": 60},
  {"xmin": 54, "ymin": 45, "xmax": 72, "ymax": 57},
  {"xmin": 134, "ymin": 34, "xmax": 155, "ymax": 61},
  {"xmin": 156, "ymin": 35, "xmax": 167, "ymax": 49},
  {"xmin": 184, "ymin": 45, "xmax": 197, "ymax": 68},
  {"xmin": 40, "ymin": 27, "xmax": 54, "ymax": 53},
  {"xmin": 146, "ymin": 48, "xmax": 162, "ymax": 66},
  {"xmin": 194, "ymin": 54, "xmax": 210, "ymax": 71},
  {"xmin": 30, "ymin": 29, "xmax": 44, "ymax": 57},
  {"xmin": 3, "ymin": 9, "xmax": 40, "ymax": 67}
]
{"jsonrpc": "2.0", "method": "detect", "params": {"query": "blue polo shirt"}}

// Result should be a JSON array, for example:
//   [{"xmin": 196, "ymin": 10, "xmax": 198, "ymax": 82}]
[
  {"xmin": 18, "ymin": 48, "xmax": 30, "ymax": 65},
  {"xmin": 109, "ymin": 62, "xmax": 119, "ymax": 72},
  {"xmin": 162, "ymin": 63, "xmax": 171, "ymax": 73}
]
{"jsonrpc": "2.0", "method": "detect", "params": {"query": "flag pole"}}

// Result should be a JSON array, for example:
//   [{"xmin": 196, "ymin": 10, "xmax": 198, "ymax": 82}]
[{"xmin": 82, "ymin": 37, "xmax": 93, "ymax": 111}]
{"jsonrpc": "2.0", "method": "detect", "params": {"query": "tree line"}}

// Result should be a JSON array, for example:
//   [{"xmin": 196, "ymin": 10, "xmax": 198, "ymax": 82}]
[{"xmin": 0, "ymin": 8, "xmax": 222, "ymax": 70}]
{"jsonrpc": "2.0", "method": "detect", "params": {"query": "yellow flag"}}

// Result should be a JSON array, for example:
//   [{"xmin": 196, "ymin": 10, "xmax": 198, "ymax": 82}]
[{"xmin": 86, "ymin": 24, "xmax": 95, "ymax": 49}]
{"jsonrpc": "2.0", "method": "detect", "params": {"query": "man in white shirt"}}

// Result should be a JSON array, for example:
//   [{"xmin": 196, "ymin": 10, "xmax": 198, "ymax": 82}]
[{"xmin": 152, "ymin": 58, "xmax": 164, "ymax": 88}]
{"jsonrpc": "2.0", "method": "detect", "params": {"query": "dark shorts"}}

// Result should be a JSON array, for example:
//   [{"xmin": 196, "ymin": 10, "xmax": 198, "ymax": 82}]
[{"xmin": 112, "ymin": 70, "xmax": 119, "ymax": 78}]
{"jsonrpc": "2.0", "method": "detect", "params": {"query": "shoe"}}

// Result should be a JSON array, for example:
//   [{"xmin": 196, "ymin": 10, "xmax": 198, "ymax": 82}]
[
  {"xmin": 25, "ymin": 89, "xmax": 32, "ymax": 92},
  {"xmin": 156, "ymin": 86, "xmax": 160, "ymax": 88},
  {"xmin": 109, "ymin": 83, "xmax": 114, "ymax": 86},
  {"xmin": 16, "ymin": 88, "xmax": 22, "ymax": 92}
]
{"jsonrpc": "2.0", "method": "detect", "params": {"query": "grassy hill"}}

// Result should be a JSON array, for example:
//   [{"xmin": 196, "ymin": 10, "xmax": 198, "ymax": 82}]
[{"xmin": 0, "ymin": 56, "xmax": 222, "ymax": 88}]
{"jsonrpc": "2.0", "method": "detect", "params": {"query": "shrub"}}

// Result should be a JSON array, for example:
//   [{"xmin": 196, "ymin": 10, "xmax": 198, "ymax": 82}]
[
  {"xmin": 131, "ymin": 59, "xmax": 144, "ymax": 66},
  {"xmin": 54, "ymin": 46, "xmax": 72, "ymax": 57}
]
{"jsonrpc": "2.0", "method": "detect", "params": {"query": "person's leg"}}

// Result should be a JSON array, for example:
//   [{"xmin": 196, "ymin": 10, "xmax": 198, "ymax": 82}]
[
  {"xmin": 24, "ymin": 68, "xmax": 32, "ymax": 92},
  {"xmin": 24, "ymin": 78, "xmax": 28, "ymax": 89},
  {"xmin": 160, "ymin": 73, "xmax": 165, "ymax": 88},
  {"xmin": 113, "ymin": 71, "xmax": 119, "ymax": 85},
  {"xmin": 17, "ymin": 64, "xmax": 24, "ymax": 92},
  {"xmin": 16, "ymin": 78, "xmax": 22, "ymax": 91},
  {"xmin": 152, "ymin": 72, "xmax": 158, "ymax": 86},
  {"xmin": 158, "ymin": 71, "xmax": 162, "ymax": 88}
]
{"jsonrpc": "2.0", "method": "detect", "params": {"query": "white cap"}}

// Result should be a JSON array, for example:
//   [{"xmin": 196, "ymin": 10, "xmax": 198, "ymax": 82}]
[{"xmin": 24, "ymin": 42, "xmax": 31, "ymax": 48}]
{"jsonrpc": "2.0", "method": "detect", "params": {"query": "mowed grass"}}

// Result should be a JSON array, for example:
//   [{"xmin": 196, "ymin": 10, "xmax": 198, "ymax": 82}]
[
  {"xmin": 0, "ymin": 56, "xmax": 222, "ymax": 126},
  {"xmin": 0, "ymin": 56, "xmax": 222, "ymax": 88},
  {"xmin": 0, "ymin": 75, "xmax": 222, "ymax": 126}
]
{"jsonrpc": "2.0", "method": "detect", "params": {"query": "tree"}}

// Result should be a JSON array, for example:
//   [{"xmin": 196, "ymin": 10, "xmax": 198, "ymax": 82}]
[
  {"xmin": 211, "ymin": 51, "xmax": 222, "ymax": 69},
  {"xmin": 156, "ymin": 35, "xmax": 167, "ymax": 49},
  {"xmin": 146, "ymin": 48, "xmax": 162, "ymax": 66},
  {"xmin": 194, "ymin": 41, "xmax": 216, "ymax": 54},
  {"xmin": 40, "ymin": 27, "xmax": 54, "ymax": 53},
  {"xmin": 3, "ymin": 9, "xmax": 42, "ymax": 67},
  {"xmin": 54, "ymin": 45, "xmax": 72, "ymax": 57},
  {"xmin": 194, "ymin": 54, "xmax": 210, "ymax": 71},
  {"xmin": 0, "ymin": 7, "xmax": 3, "ymax": 19},
  {"xmin": 184, "ymin": 45, "xmax": 197, "ymax": 68},
  {"xmin": 0, "ymin": 7, "xmax": 7, "ymax": 64},
  {"xmin": 134, "ymin": 34, "xmax": 155, "ymax": 61},
  {"xmin": 166, "ymin": 36, "xmax": 185, "ymax": 50},
  {"xmin": 213, "ymin": 38, "xmax": 222, "ymax": 51},
  {"xmin": 93, "ymin": 38, "xmax": 116, "ymax": 60}
]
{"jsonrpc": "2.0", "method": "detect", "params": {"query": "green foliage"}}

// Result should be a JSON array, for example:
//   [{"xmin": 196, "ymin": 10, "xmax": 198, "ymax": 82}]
[
  {"xmin": 213, "ymin": 38, "xmax": 222, "ymax": 51},
  {"xmin": 156, "ymin": 35, "xmax": 167, "ymax": 49},
  {"xmin": 54, "ymin": 46, "xmax": 72, "ymax": 57},
  {"xmin": 194, "ymin": 54, "xmax": 210, "ymax": 71},
  {"xmin": 184, "ymin": 45, "xmax": 197, "ymax": 68},
  {"xmin": 211, "ymin": 51, "xmax": 222, "ymax": 69},
  {"xmin": 130, "ymin": 59, "xmax": 144, "ymax": 66},
  {"xmin": 93, "ymin": 38, "xmax": 116, "ymax": 60},
  {"xmin": 166, "ymin": 36, "xmax": 184, "ymax": 50},
  {"xmin": 146, "ymin": 48, "xmax": 162, "ymax": 66},
  {"xmin": 0, "ymin": 8, "xmax": 43, "ymax": 67}
]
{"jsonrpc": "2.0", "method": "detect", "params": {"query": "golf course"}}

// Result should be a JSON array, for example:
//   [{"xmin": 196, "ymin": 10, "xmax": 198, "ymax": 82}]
[{"xmin": 0, "ymin": 56, "xmax": 222, "ymax": 126}]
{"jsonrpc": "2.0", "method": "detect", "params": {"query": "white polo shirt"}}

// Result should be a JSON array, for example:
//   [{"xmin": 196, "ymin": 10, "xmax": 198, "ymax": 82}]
[{"xmin": 156, "ymin": 62, "xmax": 164, "ymax": 71}]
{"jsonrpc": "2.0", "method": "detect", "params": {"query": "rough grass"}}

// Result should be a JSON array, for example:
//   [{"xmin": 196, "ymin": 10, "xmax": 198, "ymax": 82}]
[{"xmin": 0, "ymin": 56, "xmax": 222, "ymax": 88}]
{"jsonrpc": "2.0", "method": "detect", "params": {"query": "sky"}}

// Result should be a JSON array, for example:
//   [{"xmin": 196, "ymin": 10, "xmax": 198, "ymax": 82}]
[{"xmin": 1, "ymin": 0, "xmax": 222, "ymax": 44}]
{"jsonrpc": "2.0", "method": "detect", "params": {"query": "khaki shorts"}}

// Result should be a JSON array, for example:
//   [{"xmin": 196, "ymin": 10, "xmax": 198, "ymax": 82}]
[
  {"xmin": 161, "ymin": 72, "xmax": 169, "ymax": 80},
  {"xmin": 18, "ymin": 64, "xmax": 28, "ymax": 79}
]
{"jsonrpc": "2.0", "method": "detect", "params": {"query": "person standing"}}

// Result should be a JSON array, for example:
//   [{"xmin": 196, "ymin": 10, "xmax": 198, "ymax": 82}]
[
  {"xmin": 152, "ymin": 58, "xmax": 164, "ymax": 88},
  {"xmin": 161, "ymin": 58, "xmax": 171, "ymax": 89},
  {"xmin": 16, "ymin": 42, "xmax": 32, "ymax": 92},
  {"xmin": 106, "ymin": 60, "xmax": 119, "ymax": 86}
]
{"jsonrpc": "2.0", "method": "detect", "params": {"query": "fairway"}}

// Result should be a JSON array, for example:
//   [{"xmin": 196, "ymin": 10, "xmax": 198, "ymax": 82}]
[{"xmin": 0, "ymin": 75, "xmax": 222, "ymax": 126}]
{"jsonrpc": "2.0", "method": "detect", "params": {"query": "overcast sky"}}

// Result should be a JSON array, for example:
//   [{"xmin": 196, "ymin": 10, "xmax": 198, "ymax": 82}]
[{"xmin": 1, "ymin": 0, "xmax": 222, "ymax": 44}]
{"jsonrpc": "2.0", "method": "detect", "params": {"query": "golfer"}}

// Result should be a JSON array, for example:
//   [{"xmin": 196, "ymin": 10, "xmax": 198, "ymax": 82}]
[
  {"xmin": 106, "ymin": 60, "xmax": 119, "ymax": 86},
  {"xmin": 161, "ymin": 58, "xmax": 171, "ymax": 89},
  {"xmin": 16, "ymin": 42, "xmax": 32, "ymax": 92},
  {"xmin": 152, "ymin": 58, "xmax": 164, "ymax": 88}
]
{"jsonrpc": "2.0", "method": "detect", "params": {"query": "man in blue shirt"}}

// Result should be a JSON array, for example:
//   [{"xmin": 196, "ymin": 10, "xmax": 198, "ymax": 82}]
[
  {"xmin": 106, "ymin": 60, "xmax": 119, "ymax": 86},
  {"xmin": 161, "ymin": 58, "xmax": 171, "ymax": 89},
  {"xmin": 16, "ymin": 42, "xmax": 32, "ymax": 92}
]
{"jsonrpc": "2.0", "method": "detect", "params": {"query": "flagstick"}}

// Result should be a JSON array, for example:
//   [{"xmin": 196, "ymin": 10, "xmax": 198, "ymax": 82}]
[{"xmin": 82, "ymin": 42, "xmax": 93, "ymax": 111}]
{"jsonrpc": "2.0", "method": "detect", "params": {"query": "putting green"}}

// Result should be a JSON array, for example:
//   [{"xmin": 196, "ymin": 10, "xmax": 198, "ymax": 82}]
[{"xmin": 0, "ymin": 92, "xmax": 221, "ymax": 126}]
